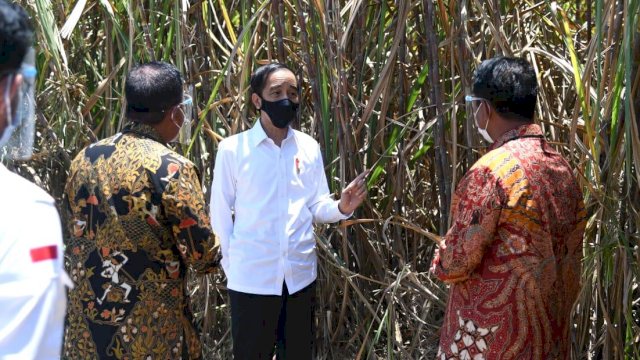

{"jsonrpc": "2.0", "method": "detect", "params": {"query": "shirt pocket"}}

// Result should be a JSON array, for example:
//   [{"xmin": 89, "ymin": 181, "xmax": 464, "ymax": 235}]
[{"xmin": 292, "ymin": 156, "xmax": 316, "ymax": 190}]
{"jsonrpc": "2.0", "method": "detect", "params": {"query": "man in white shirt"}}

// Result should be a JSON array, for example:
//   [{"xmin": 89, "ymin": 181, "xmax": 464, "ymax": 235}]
[
  {"xmin": 0, "ymin": 1, "xmax": 69, "ymax": 358},
  {"xmin": 211, "ymin": 63, "xmax": 367, "ymax": 359}
]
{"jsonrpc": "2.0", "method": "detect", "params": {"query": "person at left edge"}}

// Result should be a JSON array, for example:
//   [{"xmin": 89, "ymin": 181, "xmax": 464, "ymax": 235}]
[
  {"xmin": 0, "ymin": 1, "xmax": 72, "ymax": 358},
  {"xmin": 62, "ymin": 61, "xmax": 221, "ymax": 359}
]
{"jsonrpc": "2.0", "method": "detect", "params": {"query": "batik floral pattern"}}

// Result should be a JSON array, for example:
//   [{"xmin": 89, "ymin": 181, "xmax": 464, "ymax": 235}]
[
  {"xmin": 63, "ymin": 122, "xmax": 220, "ymax": 359},
  {"xmin": 432, "ymin": 124, "xmax": 586, "ymax": 360}
]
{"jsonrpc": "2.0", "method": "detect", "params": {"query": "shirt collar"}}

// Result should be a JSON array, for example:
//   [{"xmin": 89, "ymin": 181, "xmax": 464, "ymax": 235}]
[
  {"xmin": 489, "ymin": 123, "xmax": 544, "ymax": 150},
  {"xmin": 249, "ymin": 119, "xmax": 294, "ymax": 148},
  {"xmin": 122, "ymin": 121, "xmax": 166, "ymax": 145}
]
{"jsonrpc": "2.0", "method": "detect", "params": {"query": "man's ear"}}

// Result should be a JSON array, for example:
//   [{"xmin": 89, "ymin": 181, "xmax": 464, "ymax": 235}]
[
  {"xmin": 251, "ymin": 93, "xmax": 262, "ymax": 110},
  {"xmin": 1, "ymin": 73, "xmax": 23, "ymax": 100},
  {"xmin": 10, "ymin": 74, "xmax": 23, "ymax": 98},
  {"xmin": 0, "ymin": 74, "xmax": 23, "ymax": 129},
  {"xmin": 161, "ymin": 104, "xmax": 178, "ymax": 125}
]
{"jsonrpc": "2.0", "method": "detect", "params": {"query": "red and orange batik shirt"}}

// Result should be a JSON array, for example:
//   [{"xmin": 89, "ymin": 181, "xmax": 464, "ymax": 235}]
[{"xmin": 432, "ymin": 124, "xmax": 586, "ymax": 360}]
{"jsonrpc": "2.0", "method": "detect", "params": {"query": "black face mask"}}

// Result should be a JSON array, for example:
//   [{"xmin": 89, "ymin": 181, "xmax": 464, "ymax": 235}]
[{"xmin": 259, "ymin": 97, "xmax": 299, "ymax": 129}]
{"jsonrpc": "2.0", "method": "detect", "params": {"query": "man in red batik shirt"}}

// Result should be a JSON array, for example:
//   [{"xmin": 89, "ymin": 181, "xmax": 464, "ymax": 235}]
[{"xmin": 432, "ymin": 57, "xmax": 586, "ymax": 360}]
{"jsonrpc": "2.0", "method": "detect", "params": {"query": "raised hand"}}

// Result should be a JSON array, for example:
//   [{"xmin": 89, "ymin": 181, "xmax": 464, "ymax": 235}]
[{"xmin": 338, "ymin": 170, "xmax": 369, "ymax": 215}]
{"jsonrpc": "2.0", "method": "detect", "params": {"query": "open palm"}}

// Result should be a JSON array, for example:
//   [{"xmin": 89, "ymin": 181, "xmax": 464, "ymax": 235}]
[{"xmin": 338, "ymin": 170, "xmax": 369, "ymax": 215}]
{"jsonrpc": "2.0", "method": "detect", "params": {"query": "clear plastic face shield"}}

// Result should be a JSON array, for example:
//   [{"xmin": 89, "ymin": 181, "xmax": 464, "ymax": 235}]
[
  {"xmin": 0, "ymin": 47, "xmax": 37, "ymax": 160},
  {"xmin": 171, "ymin": 93, "xmax": 193, "ymax": 145}
]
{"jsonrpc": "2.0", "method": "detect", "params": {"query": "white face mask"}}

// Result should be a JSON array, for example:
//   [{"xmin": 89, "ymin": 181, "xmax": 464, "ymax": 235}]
[
  {"xmin": 170, "ymin": 117, "xmax": 192, "ymax": 144},
  {"xmin": 466, "ymin": 95, "xmax": 494, "ymax": 143},
  {"xmin": 0, "ymin": 74, "xmax": 16, "ymax": 147},
  {"xmin": 169, "ymin": 118, "xmax": 181, "ymax": 143},
  {"xmin": 474, "ymin": 105, "xmax": 493, "ymax": 143}
]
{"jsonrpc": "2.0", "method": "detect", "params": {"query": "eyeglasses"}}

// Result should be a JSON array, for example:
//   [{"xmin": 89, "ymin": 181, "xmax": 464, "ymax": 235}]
[
  {"xmin": 465, "ymin": 95, "xmax": 487, "ymax": 111},
  {"xmin": 0, "ymin": 65, "xmax": 37, "ymax": 81},
  {"xmin": 465, "ymin": 95, "xmax": 485, "ymax": 103},
  {"xmin": 180, "ymin": 94, "xmax": 192, "ymax": 108},
  {"xmin": 156, "ymin": 94, "xmax": 193, "ymax": 114}
]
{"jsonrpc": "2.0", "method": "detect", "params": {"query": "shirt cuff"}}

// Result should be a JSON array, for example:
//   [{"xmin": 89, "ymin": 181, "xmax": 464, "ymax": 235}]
[{"xmin": 334, "ymin": 200, "xmax": 353, "ymax": 220}]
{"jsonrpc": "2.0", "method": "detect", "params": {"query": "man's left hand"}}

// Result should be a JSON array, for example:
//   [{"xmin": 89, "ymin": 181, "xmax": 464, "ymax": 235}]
[{"xmin": 338, "ymin": 170, "xmax": 369, "ymax": 215}]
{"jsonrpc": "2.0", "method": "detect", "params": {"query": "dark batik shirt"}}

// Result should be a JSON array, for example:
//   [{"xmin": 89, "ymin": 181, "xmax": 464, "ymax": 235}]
[{"xmin": 62, "ymin": 122, "xmax": 220, "ymax": 359}]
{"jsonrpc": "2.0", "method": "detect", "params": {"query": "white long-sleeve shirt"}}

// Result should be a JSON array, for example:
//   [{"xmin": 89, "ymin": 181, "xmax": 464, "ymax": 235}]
[
  {"xmin": 0, "ymin": 164, "xmax": 71, "ymax": 359},
  {"xmin": 210, "ymin": 121, "xmax": 348, "ymax": 295}
]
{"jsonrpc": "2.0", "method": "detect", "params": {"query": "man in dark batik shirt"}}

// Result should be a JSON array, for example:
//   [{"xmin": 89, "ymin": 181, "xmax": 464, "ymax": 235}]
[{"xmin": 62, "ymin": 62, "xmax": 220, "ymax": 359}]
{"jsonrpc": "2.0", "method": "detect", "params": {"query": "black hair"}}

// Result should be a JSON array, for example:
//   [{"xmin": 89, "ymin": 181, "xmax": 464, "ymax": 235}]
[
  {"xmin": 125, "ymin": 61, "xmax": 183, "ymax": 124},
  {"xmin": 250, "ymin": 63, "xmax": 296, "ymax": 97},
  {"xmin": 0, "ymin": 0, "xmax": 33, "ymax": 75},
  {"xmin": 472, "ymin": 57, "xmax": 538, "ymax": 122}
]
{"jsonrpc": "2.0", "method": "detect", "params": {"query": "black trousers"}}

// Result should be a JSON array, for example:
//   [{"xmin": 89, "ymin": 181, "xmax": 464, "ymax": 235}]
[{"xmin": 228, "ymin": 281, "xmax": 316, "ymax": 360}]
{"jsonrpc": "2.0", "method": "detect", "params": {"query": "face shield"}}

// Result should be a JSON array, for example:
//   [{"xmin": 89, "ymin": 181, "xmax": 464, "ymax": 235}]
[
  {"xmin": 170, "ymin": 84, "xmax": 193, "ymax": 145},
  {"xmin": 0, "ymin": 48, "xmax": 37, "ymax": 161},
  {"xmin": 176, "ymin": 93, "xmax": 193, "ymax": 145}
]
